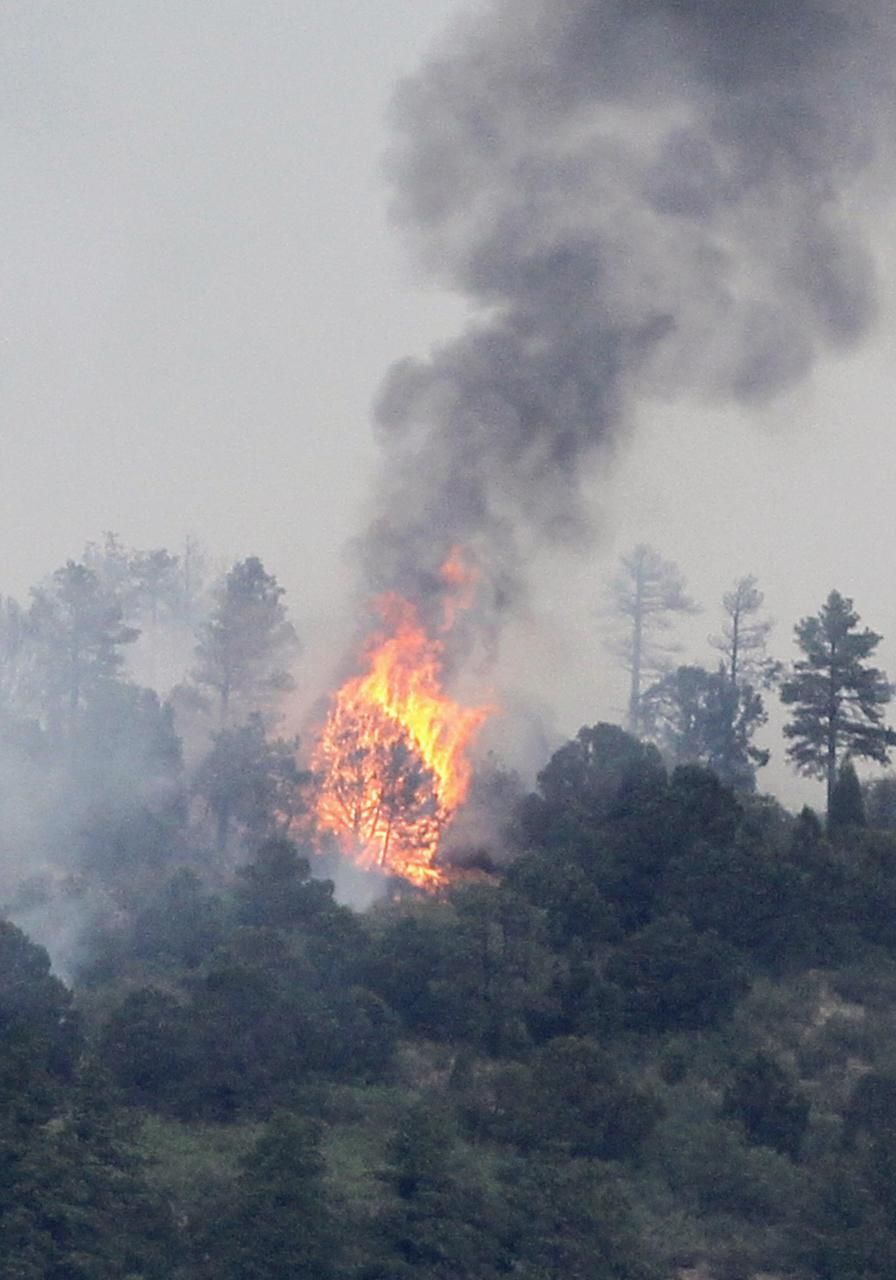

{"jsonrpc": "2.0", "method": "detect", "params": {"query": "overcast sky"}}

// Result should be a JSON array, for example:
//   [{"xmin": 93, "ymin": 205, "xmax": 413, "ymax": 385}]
[{"xmin": 3, "ymin": 1, "xmax": 895, "ymax": 809}]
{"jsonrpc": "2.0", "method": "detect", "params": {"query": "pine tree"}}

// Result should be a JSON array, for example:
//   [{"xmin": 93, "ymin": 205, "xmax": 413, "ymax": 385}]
[
  {"xmin": 828, "ymin": 760, "xmax": 867, "ymax": 833},
  {"xmin": 199, "ymin": 1116, "xmax": 335, "ymax": 1279},
  {"xmin": 707, "ymin": 575, "xmax": 778, "ymax": 785},
  {"xmin": 29, "ymin": 561, "xmax": 139, "ymax": 737},
  {"xmin": 781, "ymin": 591, "xmax": 894, "ymax": 810},
  {"xmin": 710, "ymin": 574, "xmax": 779, "ymax": 688},
  {"xmin": 193, "ymin": 558, "xmax": 299, "ymax": 725},
  {"xmin": 606, "ymin": 545, "xmax": 699, "ymax": 736},
  {"xmin": 642, "ymin": 663, "xmax": 768, "ymax": 791},
  {"xmin": 195, "ymin": 715, "xmax": 306, "ymax": 851}
]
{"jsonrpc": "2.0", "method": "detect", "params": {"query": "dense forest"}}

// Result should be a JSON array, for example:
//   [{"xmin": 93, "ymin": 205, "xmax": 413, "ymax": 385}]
[{"xmin": 4, "ymin": 535, "xmax": 896, "ymax": 1279}]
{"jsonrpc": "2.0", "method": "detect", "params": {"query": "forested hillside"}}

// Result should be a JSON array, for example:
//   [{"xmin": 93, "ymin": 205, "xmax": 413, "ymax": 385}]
[
  {"xmin": 8, "ymin": 749, "xmax": 896, "ymax": 1278},
  {"xmin": 4, "ymin": 538, "xmax": 896, "ymax": 1278}
]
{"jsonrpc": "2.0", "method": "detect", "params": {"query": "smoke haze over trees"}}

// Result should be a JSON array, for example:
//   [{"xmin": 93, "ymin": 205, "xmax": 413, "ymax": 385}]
[
  {"xmin": 7, "ymin": 651, "xmax": 896, "ymax": 1273},
  {"xmin": 606, "ymin": 544, "xmax": 700, "ymax": 737},
  {"xmin": 6, "ymin": 1, "xmax": 896, "ymax": 1272},
  {"xmin": 3, "ymin": 1, "xmax": 896, "ymax": 817},
  {"xmin": 0, "ymin": 526, "xmax": 885, "ymax": 924},
  {"xmin": 0, "ymin": 526, "xmax": 895, "ymax": 1275}
]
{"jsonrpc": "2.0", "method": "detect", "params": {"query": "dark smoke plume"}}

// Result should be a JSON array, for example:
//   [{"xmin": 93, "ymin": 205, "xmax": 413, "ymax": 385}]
[{"xmin": 363, "ymin": 0, "xmax": 894, "ymax": 612}]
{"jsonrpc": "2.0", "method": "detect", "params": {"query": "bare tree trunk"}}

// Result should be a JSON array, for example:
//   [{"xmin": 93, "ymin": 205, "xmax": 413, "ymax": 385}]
[
  {"xmin": 627, "ymin": 569, "xmax": 644, "ymax": 736},
  {"xmin": 826, "ymin": 725, "xmax": 838, "ymax": 813},
  {"xmin": 827, "ymin": 657, "xmax": 838, "ymax": 813}
]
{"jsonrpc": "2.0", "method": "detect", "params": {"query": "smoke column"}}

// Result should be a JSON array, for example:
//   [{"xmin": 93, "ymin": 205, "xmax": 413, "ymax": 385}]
[{"xmin": 362, "ymin": 0, "xmax": 895, "ymax": 611}]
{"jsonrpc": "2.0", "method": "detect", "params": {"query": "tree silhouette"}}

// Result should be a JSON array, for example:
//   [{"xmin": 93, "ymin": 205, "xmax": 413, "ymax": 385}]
[
  {"xmin": 782, "ymin": 591, "xmax": 894, "ymax": 810},
  {"xmin": 642, "ymin": 663, "xmax": 768, "ymax": 791},
  {"xmin": 30, "ymin": 561, "xmax": 138, "ymax": 737},
  {"xmin": 194, "ymin": 557, "xmax": 299, "ymax": 725},
  {"xmin": 606, "ymin": 545, "xmax": 699, "ymax": 736}
]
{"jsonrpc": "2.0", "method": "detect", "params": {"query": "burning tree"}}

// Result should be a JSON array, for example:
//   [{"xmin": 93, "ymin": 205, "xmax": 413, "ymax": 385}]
[
  {"xmin": 314, "ymin": 704, "xmax": 444, "ymax": 880},
  {"xmin": 311, "ymin": 558, "xmax": 491, "ymax": 887}
]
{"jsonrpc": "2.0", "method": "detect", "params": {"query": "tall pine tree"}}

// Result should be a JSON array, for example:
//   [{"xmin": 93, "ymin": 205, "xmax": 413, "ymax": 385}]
[
  {"xmin": 193, "ymin": 558, "xmax": 299, "ymax": 725},
  {"xmin": 781, "ymin": 591, "xmax": 894, "ymax": 810}
]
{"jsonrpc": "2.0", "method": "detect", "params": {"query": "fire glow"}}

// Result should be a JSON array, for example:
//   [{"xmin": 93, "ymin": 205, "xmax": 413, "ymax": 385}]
[{"xmin": 311, "ymin": 554, "xmax": 492, "ymax": 886}]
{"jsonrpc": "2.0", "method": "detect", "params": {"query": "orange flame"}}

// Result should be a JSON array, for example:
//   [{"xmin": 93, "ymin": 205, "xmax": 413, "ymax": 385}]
[{"xmin": 311, "ymin": 553, "xmax": 492, "ymax": 886}]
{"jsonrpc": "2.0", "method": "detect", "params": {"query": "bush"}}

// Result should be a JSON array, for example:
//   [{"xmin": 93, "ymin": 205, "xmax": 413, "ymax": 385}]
[{"xmin": 605, "ymin": 915, "xmax": 748, "ymax": 1032}]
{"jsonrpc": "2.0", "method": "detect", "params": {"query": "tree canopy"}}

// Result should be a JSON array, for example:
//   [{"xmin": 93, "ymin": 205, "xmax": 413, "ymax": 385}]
[
  {"xmin": 194, "ymin": 557, "xmax": 299, "ymax": 725},
  {"xmin": 781, "ymin": 590, "xmax": 894, "ymax": 808}
]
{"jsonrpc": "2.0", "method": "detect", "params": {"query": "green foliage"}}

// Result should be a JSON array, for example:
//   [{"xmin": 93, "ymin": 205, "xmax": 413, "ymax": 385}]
[
  {"xmin": 797, "ymin": 1156, "xmax": 896, "ymax": 1280},
  {"xmin": 193, "ymin": 557, "xmax": 299, "ymax": 725},
  {"xmin": 722, "ymin": 1051, "xmax": 810, "ymax": 1158},
  {"xmin": 362, "ymin": 902, "xmax": 465, "ymax": 1037},
  {"xmin": 605, "ymin": 914, "xmax": 747, "ymax": 1032},
  {"xmin": 829, "ymin": 759, "xmax": 867, "ymax": 832},
  {"xmin": 183, "ymin": 930, "xmax": 396, "ymax": 1115},
  {"xmin": 195, "ymin": 717, "xmax": 308, "ymax": 851},
  {"xmin": 200, "ymin": 1115, "xmax": 335, "ymax": 1279},
  {"xmin": 527, "ymin": 722, "xmax": 666, "ymax": 845},
  {"xmin": 0, "ymin": 921, "xmax": 80, "ymax": 1132},
  {"xmin": 843, "ymin": 1072, "xmax": 896, "ymax": 1151},
  {"xmin": 501, "ymin": 1156, "xmax": 661, "ymax": 1280},
  {"xmin": 10, "ymin": 615, "xmax": 896, "ymax": 1280},
  {"xmin": 519, "ymin": 723, "xmax": 673, "ymax": 931},
  {"xmin": 98, "ymin": 987, "xmax": 194, "ymax": 1109},
  {"xmin": 505, "ymin": 850, "xmax": 620, "ymax": 953},
  {"xmin": 363, "ymin": 1101, "xmax": 514, "ymax": 1279},
  {"xmin": 782, "ymin": 590, "xmax": 895, "ymax": 807},
  {"xmin": 487, "ymin": 1036, "xmax": 662, "ymax": 1160},
  {"xmin": 656, "ymin": 823, "xmax": 816, "ymax": 972},
  {"xmin": 642, "ymin": 662, "xmax": 768, "ymax": 791},
  {"xmin": 30, "ymin": 560, "xmax": 139, "ymax": 736},
  {"xmin": 96, "ymin": 916, "xmax": 399, "ymax": 1119},
  {"xmin": 138, "ymin": 1114, "xmax": 261, "ymax": 1221},
  {"xmin": 235, "ymin": 836, "xmax": 336, "ymax": 929},
  {"xmin": 652, "ymin": 1081, "xmax": 807, "ymax": 1226},
  {"xmin": 865, "ymin": 774, "xmax": 896, "ymax": 830},
  {"xmin": 0, "ymin": 1074, "xmax": 176, "ymax": 1279},
  {"xmin": 446, "ymin": 883, "xmax": 555, "ymax": 1053},
  {"xmin": 131, "ymin": 869, "xmax": 227, "ymax": 970},
  {"xmin": 363, "ymin": 886, "xmax": 555, "ymax": 1052}
]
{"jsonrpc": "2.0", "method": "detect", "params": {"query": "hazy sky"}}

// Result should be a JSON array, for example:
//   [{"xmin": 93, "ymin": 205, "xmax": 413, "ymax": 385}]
[
  {"xmin": 2, "ymin": 1, "xmax": 463, "ymax": 594},
  {"xmin": 4, "ymin": 1, "xmax": 896, "ymax": 809}
]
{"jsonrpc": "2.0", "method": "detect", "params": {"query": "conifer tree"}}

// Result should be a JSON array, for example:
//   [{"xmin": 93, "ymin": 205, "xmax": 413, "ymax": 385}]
[
  {"xmin": 710, "ymin": 574, "xmax": 778, "ymax": 688},
  {"xmin": 828, "ymin": 760, "xmax": 867, "ymax": 832},
  {"xmin": 642, "ymin": 663, "xmax": 768, "ymax": 792},
  {"xmin": 29, "ymin": 561, "xmax": 139, "ymax": 737},
  {"xmin": 606, "ymin": 545, "xmax": 699, "ymax": 737},
  {"xmin": 706, "ymin": 575, "xmax": 777, "ymax": 785},
  {"xmin": 782, "ymin": 591, "xmax": 894, "ymax": 810},
  {"xmin": 193, "ymin": 557, "xmax": 299, "ymax": 725}
]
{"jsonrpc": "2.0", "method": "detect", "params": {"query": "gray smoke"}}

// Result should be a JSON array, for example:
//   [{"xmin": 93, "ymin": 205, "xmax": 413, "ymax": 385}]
[{"xmin": 363, "ymin": 0, "xmax": 894, "ymax": 611}]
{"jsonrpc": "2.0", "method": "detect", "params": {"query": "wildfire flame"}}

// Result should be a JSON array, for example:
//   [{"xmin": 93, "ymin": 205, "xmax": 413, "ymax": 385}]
[{"xmin": 311, "ymin": 553, "xmax": 492, "ymax": 886}]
